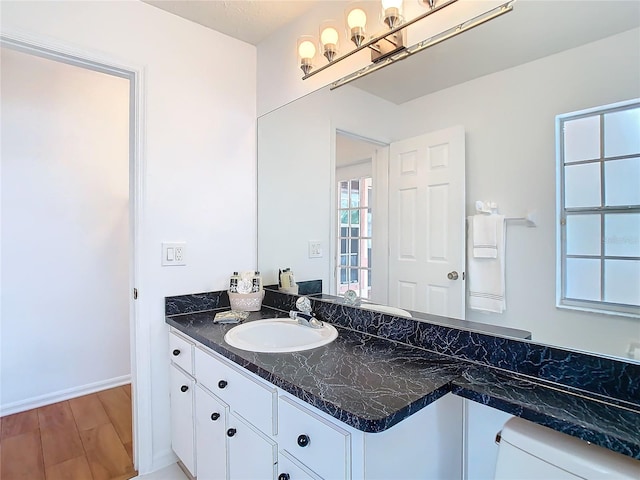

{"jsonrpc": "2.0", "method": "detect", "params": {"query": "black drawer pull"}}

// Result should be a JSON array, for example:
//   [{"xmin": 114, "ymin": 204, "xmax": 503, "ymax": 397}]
[
  {"xmin": 172, "ymin": 349, "xmax": 180, "ymax": 356},
  {"xmin": 278, "ymin": 474, "xmax": 290, "ymax": 480},
  {"xmin": 227, "ymin": 428, "xmax": 237, "ymax": 437},
  {"xmin": 211, "ymin": 412, "xmax": 220, "ymax": 421},
  {"xmin": 180, "ymin": 385, "xmax": 188, "ymax": 393},
  {"xmin": 218, "ymin": 380, "xmax": 228, "ymax": 389},
  {"xmin": 297, "ymin": 434, "xmax": 310, "ymax": 447}
]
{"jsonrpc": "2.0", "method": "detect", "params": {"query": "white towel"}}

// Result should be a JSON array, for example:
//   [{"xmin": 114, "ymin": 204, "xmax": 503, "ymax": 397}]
[
  {"xmin": 468, "ymin": 215, "xmax": 506, "ymax": 313},
  {"xmin": 473, "ymin": 214, "xmax": 500, "ymax": 258}
]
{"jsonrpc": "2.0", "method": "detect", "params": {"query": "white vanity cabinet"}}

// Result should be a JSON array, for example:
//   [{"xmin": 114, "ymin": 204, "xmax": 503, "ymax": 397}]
[
  {"xmin": 169, "ymin": 328, "xmax": 464, "ymax": 480},
  {"xmin": 169, "ymin": 331, "xmax": 196, "ymax": 477}
]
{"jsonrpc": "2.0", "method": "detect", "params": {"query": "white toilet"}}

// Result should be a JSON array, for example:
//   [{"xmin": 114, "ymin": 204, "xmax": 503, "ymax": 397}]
[{"xmin": 494, "ymin": 417, "xmax": 640, "ymax": 479}]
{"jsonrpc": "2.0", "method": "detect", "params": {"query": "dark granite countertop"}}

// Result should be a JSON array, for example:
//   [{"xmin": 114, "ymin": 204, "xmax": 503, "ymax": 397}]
[{"xmin": 166, "ymin": 308, "xmax": 640, "ymax": 460}]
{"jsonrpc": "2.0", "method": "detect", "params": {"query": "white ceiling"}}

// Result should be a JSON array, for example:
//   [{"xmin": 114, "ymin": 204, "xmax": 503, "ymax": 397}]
[{"xmin": 141, "ymin": 0, "xmax": 319, "ymax": 45}]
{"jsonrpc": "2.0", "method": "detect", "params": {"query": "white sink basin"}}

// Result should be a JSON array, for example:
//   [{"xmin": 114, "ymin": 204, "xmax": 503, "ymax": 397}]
[{"xmin": 224, "ymin": 318, "xmax": 338, "ymax": 353}]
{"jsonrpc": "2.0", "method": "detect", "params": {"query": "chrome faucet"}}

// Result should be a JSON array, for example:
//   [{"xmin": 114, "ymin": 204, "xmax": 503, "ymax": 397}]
[{"xmin": 290, "ymin": 296, "xmax": 324, "ymax": 329}]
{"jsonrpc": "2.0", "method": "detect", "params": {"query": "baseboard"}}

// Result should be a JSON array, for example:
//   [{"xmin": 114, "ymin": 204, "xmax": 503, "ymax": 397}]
[
  {"xmin": 0, "ymin": 374, "xmax": 131, "ymax": 416},
  {"xmin": 147, "ymin": 449, "xmax": 178, "ymax": 476}
]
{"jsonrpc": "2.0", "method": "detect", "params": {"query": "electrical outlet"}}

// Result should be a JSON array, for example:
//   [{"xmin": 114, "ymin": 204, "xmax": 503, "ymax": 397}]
[
  {"xmin": 162, "ymin": 242, "xmax": 186, "ymax": 266},
  {"xmin": 628, "ymin": 341, "xmax": 640, "ymax": 360},
  {"xmin": 309, "ymin": 241, "xmax": 322, "ymax": 258}
]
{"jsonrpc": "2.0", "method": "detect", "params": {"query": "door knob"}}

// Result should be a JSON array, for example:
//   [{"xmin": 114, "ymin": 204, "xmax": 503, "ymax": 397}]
[{"xmin": 447, "ymin": 271, "xmax": 459, "ymax": 280}]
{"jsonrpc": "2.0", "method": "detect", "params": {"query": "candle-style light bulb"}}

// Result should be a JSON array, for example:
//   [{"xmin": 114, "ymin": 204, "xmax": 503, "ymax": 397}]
[
  {"xmin": 298, "ymin": 39, "xmax": 316, "ymax": 75},
  {"xmin": 320, "ymin": 26, "xmax": 339, "ymax": 62},
  {"xmin": 381, "ymin": 0, "xmax": 403, "ymax": 28},
  {"xmin": 347, "ymin": 8, "xmax": 367, "ymax": 47}
]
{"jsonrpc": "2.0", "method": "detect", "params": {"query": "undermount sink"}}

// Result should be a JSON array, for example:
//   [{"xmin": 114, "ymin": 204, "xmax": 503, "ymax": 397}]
[{"xmin": 224, "ymin": 318, "xmax": 338, "ymax": 353}]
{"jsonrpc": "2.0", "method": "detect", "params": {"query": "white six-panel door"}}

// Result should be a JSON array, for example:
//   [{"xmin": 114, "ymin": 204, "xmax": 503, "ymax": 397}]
[{"xmin": 388, "ymin": 126, "xmax": 466, "ymax": 319}]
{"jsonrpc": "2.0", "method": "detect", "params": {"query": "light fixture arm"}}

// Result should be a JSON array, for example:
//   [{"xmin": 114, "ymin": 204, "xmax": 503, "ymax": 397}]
[
  {"xmin": 329, "ymin": 1, "xmax": 514, "ymax": 89},
  {"xmin": 302, "ymin": 0, "xmax": 458, "ymax": 80}
]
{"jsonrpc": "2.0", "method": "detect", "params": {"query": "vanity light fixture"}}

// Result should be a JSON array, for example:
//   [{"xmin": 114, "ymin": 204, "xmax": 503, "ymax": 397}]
[
  {"xmin": 297, "ymin": 0, "xmax": 515, "ymax": 84},
  {"xmin": 330, "ymin": 1, "xmax": 514, "ymax": 89}
]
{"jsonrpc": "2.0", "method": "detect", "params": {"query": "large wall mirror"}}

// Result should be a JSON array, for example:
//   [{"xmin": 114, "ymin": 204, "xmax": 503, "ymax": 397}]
[{"xmin": 258, "ymin": 1, "xmax": 640, "ymax": 360}]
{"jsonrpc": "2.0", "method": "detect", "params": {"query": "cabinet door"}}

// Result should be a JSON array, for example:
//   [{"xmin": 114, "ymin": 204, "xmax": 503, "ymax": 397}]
[
  {"xmin": 169, "ymin": 364, "xmax": 196, "ymax": 476},
  {"xmin": 227, "ymin": 412, "xmax": 277, "ymax": 480},
  {"xmin": 195, "ymin": 386, "xmax": 228, "ymax": 480},
  {"xmin": 277, "ymin": 451, "xmax": 322, "ymax": 480}
]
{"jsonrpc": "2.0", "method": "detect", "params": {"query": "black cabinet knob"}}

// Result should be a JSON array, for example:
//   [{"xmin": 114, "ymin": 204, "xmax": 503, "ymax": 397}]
[
  {"xmin": 210, "ymin": 412, "xmax": 220, "ymax": 421},
  {"xmin": 297, "ymin": 434, "xmax": 310, "ymax": 447},
  {"xmin": 180, "ymin": 385, "xmax": 188, "ymax": 393},
  {"xmin": 278, "ymin": 474, "xmax": 290, "ymax": 480},
  {"xmin": 227, "ymin": 428, "xmax": 237, "ymax": 437},
  {"xmin": 218, "ymin": 380, "xmax": 228, "ymax": 389},
  {"xmin": 172, "ymin": 349, "xmax": 180, "ymax": 356}
]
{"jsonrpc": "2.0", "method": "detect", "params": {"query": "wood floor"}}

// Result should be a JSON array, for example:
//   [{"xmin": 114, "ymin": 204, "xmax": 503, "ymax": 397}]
[{"xmin": 0, "ymin": 385, "xmax": 136, "ymax": 480}]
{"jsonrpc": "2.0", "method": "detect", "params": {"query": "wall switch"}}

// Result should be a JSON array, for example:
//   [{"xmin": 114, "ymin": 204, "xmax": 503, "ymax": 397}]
[
  {"xmin": 309, "ymin": 241, "xmax": 322, "ymax": 258},
  {"xmin": 162, "ymin": 242, "xmax": 186, "ymax": 266}
]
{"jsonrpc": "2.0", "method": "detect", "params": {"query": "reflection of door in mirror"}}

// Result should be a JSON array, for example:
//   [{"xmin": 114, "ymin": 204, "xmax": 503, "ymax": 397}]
[
  {"xmin": 335, "ymin": 127, "xmax": 466, "ymax": 319},
  {"xmin": 388, "ymin": 126, "xmax": 466, "ymax": 320}
]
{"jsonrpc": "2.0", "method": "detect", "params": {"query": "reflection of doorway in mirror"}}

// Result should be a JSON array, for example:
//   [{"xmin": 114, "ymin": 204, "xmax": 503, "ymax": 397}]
[{"xmin": 334, "ymin": 132, "xmax": 387, "ymax": 302}]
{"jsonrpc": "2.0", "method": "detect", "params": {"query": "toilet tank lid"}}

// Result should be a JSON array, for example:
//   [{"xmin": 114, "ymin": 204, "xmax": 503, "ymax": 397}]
[{"xmin": 499, "ymin": 417, "xmax": 640, "ymax": 480}]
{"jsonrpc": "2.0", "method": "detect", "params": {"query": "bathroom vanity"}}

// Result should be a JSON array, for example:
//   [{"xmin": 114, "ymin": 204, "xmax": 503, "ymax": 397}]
[
  {"xmin": 170, "ymin": 327, "xmax": 463, "ymax": 479},
  {"xmin": 165, "ymin": 290, "xmax": 640, "ymax": 479}
]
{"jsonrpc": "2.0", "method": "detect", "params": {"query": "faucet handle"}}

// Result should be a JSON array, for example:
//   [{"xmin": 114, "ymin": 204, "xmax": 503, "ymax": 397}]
[{"xmin": 295, "ymin": 296, "xmax": 312, "ymax": 314}]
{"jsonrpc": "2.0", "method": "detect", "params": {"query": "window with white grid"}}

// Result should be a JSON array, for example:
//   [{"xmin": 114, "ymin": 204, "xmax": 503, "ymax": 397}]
[{"xmin": 557, "ymin": 100, "xmax": 640, "ymax": 316}]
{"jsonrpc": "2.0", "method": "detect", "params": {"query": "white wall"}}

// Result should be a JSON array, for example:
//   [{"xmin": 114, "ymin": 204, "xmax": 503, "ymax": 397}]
[
  {"xmin": 1, "ymin": 0, "xmax": 256, "ymax": 473},
  {"xmin": 1, "ymin": 47, "xmax": 131, "ymax": 410},
  {"xmin": 257, "ymin": 86, "xmax": 396, "ymax": 288}
]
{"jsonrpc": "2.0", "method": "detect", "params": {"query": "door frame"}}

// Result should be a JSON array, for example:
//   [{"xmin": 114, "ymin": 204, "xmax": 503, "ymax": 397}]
[{"xmin": 0, "ymin": 32, "xmax": 151, "ymax": 472}]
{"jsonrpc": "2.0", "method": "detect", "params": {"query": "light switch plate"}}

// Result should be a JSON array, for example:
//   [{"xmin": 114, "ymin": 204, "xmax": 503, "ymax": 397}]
[
  {"xmin": 162, "ymin": 242, "xmax": 186, "ymax": 266},
  {"xmin": 308, "ymin": 241, "xmax": 322, "ymax": 258}
]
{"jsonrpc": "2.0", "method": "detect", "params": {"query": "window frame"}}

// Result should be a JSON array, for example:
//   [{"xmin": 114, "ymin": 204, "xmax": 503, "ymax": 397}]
[{"xmin": 556, "ymin": 99, "xmax": 640, "ymax": 318}]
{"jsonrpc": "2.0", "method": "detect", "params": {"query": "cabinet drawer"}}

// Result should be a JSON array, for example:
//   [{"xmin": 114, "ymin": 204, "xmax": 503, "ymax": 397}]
[
  {"xmin": 278, "ymin": 395, "xmax": 350, "ymax": 480},
  {"xmin": 169, "ymin": 331, "xmax": 194, "ymax": 374},
  {"xmin": 195, "ymin": 346, "xmax": 277, "ymax": 436}
]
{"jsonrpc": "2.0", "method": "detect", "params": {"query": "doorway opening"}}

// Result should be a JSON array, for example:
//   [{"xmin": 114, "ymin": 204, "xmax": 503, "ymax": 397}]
[
  {"xmin": 334, "ymin": 130, "xmax": 389, "ymax": 303},
  {"xmin": 0, "ymin": 37, "xmax": 142, "ymax": 472}
]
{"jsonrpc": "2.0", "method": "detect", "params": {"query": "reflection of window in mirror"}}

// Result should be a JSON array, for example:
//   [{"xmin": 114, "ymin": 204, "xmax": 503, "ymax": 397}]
[{"xmin": 558, "ymin": 99, "xmax": 640, "ymax": 317}]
